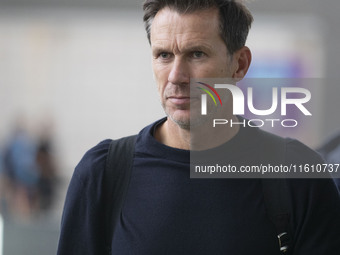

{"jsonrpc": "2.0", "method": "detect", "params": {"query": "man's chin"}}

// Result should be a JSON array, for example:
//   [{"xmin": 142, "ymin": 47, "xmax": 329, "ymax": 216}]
[
  {"xmin": 168, "ymin": 115, "xmax": 191, "ymax": 130},
  {"xmin": 167, "ymin": 113, "xmax": 211, "ymax": 131}
]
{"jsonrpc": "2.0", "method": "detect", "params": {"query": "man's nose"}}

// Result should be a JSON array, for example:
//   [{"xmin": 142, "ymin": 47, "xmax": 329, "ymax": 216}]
[{"xmin": 168, "ymin": 58, "xmax": 190, "ymax": 86}]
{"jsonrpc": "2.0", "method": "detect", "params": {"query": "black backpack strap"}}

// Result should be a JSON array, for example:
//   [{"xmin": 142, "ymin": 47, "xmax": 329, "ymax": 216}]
[
  {"xmin": 103, "ymin": 135, "xmax": 137, "ymax": 254},
  {"xmin": 262, "ymin": 178, "xmax": 291, "ymax": 253},
  {"xmin": 259, "ymin": 130, "xmax": 292, "ymax": 254}
]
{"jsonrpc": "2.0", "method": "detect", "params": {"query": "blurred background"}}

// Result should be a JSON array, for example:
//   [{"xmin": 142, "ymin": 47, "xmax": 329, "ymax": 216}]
[{"xmin": 0, "ymin": 0, "xmax": 339, "ymax": 254}]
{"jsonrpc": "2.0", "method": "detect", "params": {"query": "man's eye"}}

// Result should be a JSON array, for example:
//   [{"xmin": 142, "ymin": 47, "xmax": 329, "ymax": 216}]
[
  {"xmin": 159, "ymin": 52, "xmax": 171, "ymax": 59},
  {"xmin": 192, "ymin": 51, "xmax": 205, "ymax": 58}
]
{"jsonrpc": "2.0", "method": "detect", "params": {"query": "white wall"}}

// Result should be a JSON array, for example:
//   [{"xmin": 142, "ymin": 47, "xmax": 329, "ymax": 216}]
[{"xmin": 0, "ymin": 8, "xmax": 164, "ymax": 177}]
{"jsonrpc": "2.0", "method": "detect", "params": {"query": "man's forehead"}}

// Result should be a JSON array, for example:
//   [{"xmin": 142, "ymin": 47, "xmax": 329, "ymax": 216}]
[
  {"xmin": 150, "ymin": 7, "xmax": 220, "ymax": 43},
  {"xmin": 152, "ymin": 7, "xmax": 219, "ymax": 25}
]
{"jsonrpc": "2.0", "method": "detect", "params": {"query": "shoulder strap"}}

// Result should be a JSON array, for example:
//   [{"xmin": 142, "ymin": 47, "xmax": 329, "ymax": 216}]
[
  {"xmin": 259, "ymin": 130, "xmax": 292, "ymax": 254},
  {"xmin": 104, "ymin": 135, "xmax": 137, "ymax": 255}
]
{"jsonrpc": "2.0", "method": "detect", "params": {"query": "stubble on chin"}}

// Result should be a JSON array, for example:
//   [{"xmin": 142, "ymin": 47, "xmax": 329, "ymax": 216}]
[
  {"xmin": 161, "ymin": 102, "xmax": 190, "ymax": 130},
  {"xmin": 168, "ymin": 113, "xmax": 191, "ymax": 130}
]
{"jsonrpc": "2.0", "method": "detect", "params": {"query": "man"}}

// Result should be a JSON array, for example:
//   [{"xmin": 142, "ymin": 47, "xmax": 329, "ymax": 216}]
[{"xmin": 57, "ymin": 0, "xmax": 340, "ymax": 254}]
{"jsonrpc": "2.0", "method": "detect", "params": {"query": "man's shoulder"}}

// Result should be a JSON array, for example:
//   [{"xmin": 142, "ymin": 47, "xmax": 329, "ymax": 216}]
[
  {"xmin": 71, "ymin": 117, "xmax": 163, "ymax": 183},
  {"xmin": 73, "ymin": 139, "xmax": 112, "ymax": 185},
  {"xmin": 285, "ymin": 137, "xmax": 324, "ymax": 164},
  {"xmin": 72, "ymin": 129, "xmax": 144, "ymax": 185},
  {"xmin": 256, "ymin": 128, "xmax": 323, "ymax": 164}
]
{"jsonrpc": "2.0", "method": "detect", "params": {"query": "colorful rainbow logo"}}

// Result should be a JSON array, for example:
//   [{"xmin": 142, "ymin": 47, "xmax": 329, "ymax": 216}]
[{"xmin": 196, "ymin": 82, "xmax": 223, "ymax": 106}]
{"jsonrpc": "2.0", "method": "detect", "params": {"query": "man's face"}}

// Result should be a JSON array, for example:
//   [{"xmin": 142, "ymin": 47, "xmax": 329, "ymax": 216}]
[{"xmin": 150, "ymin": 7, "xmax": 235, "ymax": 129}]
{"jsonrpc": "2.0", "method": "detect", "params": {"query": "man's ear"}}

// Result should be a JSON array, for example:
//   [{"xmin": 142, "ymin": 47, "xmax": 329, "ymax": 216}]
[{"xmin": 232, "ymin": 46, "xmax": 252, "ymax": 80}]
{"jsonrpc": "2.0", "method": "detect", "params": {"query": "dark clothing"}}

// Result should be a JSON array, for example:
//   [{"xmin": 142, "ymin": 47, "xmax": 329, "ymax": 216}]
[
  {"xmin": 58, "ymin": 118, "xmax": 340, "ymax": 255},
  {"xmin": 317, "ymin": 132, "xmax": 340, "ymax": 190}
]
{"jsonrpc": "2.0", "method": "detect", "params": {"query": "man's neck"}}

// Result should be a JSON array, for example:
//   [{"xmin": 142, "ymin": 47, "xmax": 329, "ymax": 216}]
[
  {"xmin": 154, "ymin": 119, "xmax": 191, "ymax": 150},
  {"xmin": 154, "ymin": 115, "xmax": 240, "ymax": 151}
]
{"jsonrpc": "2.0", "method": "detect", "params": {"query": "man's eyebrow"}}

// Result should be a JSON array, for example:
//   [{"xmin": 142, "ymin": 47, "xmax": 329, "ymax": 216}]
[
  {"xmin": 151, "ymin": 44, "xmax": 213, "ymax": 54},
  {"xmin": 152, "ymin": 46, "xmax": 168, "ymax": 54},
  {"xmin": 184, "ymin": 44, "xmax": 212, "ymax": 52}
]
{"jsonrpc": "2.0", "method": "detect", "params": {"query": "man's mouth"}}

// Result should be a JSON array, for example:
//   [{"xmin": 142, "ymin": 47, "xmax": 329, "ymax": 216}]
[{"xmin": 167, "ymin": 96, "xmax": 191, "ymax": 105}]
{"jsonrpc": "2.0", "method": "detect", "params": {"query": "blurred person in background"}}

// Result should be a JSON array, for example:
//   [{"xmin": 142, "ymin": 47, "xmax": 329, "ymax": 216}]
[
  {"xmin": 35, "ymin": 130, "xmax": 58, "ymax": 212},
  {"xmin": 1, "ymin": 117, "xmax": 59, "ymax": 219},
  {"xmin": 2, "ymin": 124, "xmax": 40, "ymax": 219}
]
